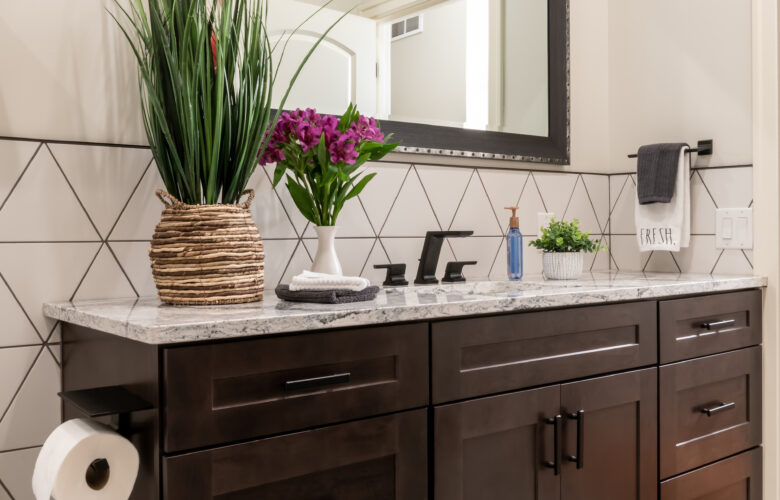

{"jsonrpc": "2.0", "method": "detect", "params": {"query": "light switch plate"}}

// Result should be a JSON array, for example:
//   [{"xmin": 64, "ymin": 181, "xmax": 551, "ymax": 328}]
[
  {"xmin": 716, "ymin": 208, "xmax": 753, "ymax": 249},
  {"xmin": 537, "ymin": 212, "xmax": 554, "ymax": 233}
]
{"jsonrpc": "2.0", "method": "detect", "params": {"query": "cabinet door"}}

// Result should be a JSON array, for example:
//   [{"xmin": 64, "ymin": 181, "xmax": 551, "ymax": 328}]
[
  {"xmin": 560, "ymin": 368, "xmax": 657, "ymax": 500},
  {"xmin": 163, "ymin": 410, "xmax": 427, "ymax": 500},
  {"xmin": 660, "ymin": 448, "xmax": 761, "ymax": 500},
  {"xmin": 434, "ymin": 385, "xmax": 560, "ymax": 500}
]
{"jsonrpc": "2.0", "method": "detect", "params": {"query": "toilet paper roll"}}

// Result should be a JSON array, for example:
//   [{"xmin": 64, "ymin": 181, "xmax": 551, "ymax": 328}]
[{"xmin": 32, "ymin": 418, "xmax": 139, "ymax": 500}]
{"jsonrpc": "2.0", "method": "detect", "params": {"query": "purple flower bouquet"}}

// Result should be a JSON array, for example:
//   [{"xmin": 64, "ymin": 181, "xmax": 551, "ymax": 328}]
[{"xmin": 261, "ymin": 105, "xmax": 398, "ymax": 226}]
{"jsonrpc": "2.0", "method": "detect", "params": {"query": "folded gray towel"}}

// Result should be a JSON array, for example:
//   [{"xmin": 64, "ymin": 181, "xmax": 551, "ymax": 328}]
[
  {"xmin": 636, "ymin": 143, "xmax": 687, "ymax": 205},
  {"xmin": 275, "ymin": 284, "xmax": 380, "ymax": 304}
]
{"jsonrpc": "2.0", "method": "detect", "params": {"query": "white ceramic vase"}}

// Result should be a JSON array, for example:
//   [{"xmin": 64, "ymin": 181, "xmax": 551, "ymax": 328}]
[
  {"xmin": 311, "ymin": 226, "xmax": 343, "ymax": 275},
  {"xmin": 542, "ymin": 252, "xmax": 584, "ymax": 280}
]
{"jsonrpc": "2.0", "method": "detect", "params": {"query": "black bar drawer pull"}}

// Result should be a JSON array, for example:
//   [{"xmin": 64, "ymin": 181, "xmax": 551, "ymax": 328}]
[
  {"xmin": 701, "ymin": 401, "xmax": 736, "ymax": 417},
  {"xmin": 700, "ymin": 319, "xmax": 736, "ymax": 330},
  {"xmin": 284, "ymin": 372, "xmax": 351, "ymax": 391},
  {"xmin": 543, "ymin": 414, "xmax": 562, "ymax": 475},
  {"xmin": 566, "ymin": 410, "xmax": 584, "ymax": 469}
]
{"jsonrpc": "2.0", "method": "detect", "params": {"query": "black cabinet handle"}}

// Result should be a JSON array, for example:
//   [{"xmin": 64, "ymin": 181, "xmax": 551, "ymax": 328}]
[
  {"xmin": 543, "ymin": 414, "xmax": 562, "ymax": 475},
  {"xmin": 566, "ymin": 410, "xmax": 584, "ymax": 469},
  {"xmin": 284, "ymin": 372, "xmax": 350, "ymax": 391},
  {"xmin": 701, "ymin": 401, "xmax": 736, "ymax": 417},
  {"xmin": 700, "ymin": 319, "xmax": 736, "ymax": 330}
]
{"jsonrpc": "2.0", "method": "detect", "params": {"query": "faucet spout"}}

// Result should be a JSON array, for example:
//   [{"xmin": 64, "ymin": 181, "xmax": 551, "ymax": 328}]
[{"xmin": 414, "ymin": 231, "xmax": 473, "ymax": 285}]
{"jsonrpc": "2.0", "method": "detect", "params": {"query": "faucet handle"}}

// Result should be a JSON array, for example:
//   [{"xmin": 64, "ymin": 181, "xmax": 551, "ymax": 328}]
[
  {"xmin": 441, "ymin": 261, "xmax": 477, "ymax": 283},
  {"xmin": 374, "ymin": 263, "xmax": 409, "ymax": 287}
]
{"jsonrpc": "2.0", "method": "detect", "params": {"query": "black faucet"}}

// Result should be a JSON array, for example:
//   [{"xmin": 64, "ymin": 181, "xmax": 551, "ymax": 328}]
[{"xmin": 415, "ymin": 231, "xmax": 473, "ymax": 285}]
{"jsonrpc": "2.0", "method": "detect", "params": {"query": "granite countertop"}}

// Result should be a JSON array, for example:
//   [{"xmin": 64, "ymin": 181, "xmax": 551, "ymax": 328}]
[{"xmin": 43, "ymin": 272, "xmax": 766, "ymax": 345}]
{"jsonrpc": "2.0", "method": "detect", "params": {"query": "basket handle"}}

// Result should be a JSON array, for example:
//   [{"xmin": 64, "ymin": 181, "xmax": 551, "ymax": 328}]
[
  {"xmin": 156, "ymin": 190, "xmax": 183, "ymax": 208},
  {"xmin": 239, "ymin": 189, "xmax": 255, "ymax": 209}
]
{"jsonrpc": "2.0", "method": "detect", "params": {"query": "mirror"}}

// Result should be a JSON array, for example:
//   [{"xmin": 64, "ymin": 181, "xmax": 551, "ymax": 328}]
[{"xmin": 268, "ymin": 0, "xmax": 568, "ymax": 163}]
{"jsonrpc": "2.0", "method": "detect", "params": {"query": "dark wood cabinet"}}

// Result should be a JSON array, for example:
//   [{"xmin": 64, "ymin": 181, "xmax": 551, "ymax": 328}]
[
  {"xmin": 434, "ymin": 368, "xmax": 657, "ymax": 500},
  {"xmin": 560, "ymin": 368, "xmax": 657, "ymax": 500},
  {"xmin": 434, "ymin": 385, "xmax": 560, "ymax": 500},
  {"xmin": 432, "ymin": 301, "xmax": 657, "ymax": 403},
  {"xmin": 59, "ymin": 288, "xmax": 763, "ymax": 499},
  {"xmin": 660, "ymin": 448, "xmax": 762, "ymax": 500},
  {"xmin": 163, "ymin": 410, "xmax": 428, "ymax": 500},
  {"xmin": 164, "ymin": 323, "xmax": 428, "ymax": 452},
  {"xmin": 659, "ymin": 346, "xmax": 762, "ymax": 478},
  {"xmin": 659, "ymin": 290, "xmax": 761, "ymax": 363}
]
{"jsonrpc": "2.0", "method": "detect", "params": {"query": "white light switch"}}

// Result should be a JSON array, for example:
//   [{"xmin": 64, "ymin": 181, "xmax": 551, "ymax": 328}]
[
  {"xmin": 537, "ymin": 212, "xmax": 554, "ymax": 232},
  {"xmin": 716, "ymin": 208, "xmax": 753, "ymax": 249}
]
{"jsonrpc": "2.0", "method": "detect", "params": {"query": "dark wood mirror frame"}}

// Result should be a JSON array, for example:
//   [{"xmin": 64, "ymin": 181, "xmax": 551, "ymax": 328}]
[{"xmin": 381, "ymin": 0, "xmax": 569, "ymax": 165}]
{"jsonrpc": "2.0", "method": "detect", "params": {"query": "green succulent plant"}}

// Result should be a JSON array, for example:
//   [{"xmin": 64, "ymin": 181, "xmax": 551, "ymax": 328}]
[{"xmin": 528, "ymin": 218, "xmax": 606, "ymax": 253}]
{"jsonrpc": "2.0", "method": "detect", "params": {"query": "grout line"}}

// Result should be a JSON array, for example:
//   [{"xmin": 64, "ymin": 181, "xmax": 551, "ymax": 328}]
[
  {"xmin": 581, "ymin": 175, "xmax": 608, "ymax": 234},
  {"xmin": 261, "ymin": 165, "xmax": 304, "ymax": 239},
  {"xmin": 413, "ymin": 165, "xmax": 444, "ymax": 231},
  {"xmin": 741, "ymin": 249, "xmax": 753, "ymax": 269},
  {"xmin": 0, "ymin": 477, "xmax": 12, "ymax": 500},
  {"xmin": 709, "ymin": 249, "xmax": 725, "ymax": 274},
  {"xmin": 528, "ymin": 173, "xmax": 548, "ymax": 213},
  {"xmin": 0, "ymin": 272, "xmax": 44, "ymax": 343},
  {"xmin": 45, "ymin": 143, "xmax": 102, "ymax": 239},
  {"xmin": 0, "ymin": 444, "xmax": 42, "ymax": 454},
  {"xmin": 105, "ymin": 242, "xmax": 140, "ymax": 297},
  {"xmin": 0, "ymin": 142, "xmax": 43, "ymax": 214},
  {"xmin": 0, "ymin": 346, "xmax": 44, "ymax": 424},
  {"xmin": 445, "ymin": 169, "xmax": 476, "ymax": 231},
  {"xmin": 376, "ymin": 164, "xmax": 413, "ymax": 236},
  {"xmin": 560, "ymin": 173, "xmax": 581, "ymax": 220},
  {"xmin": 668, "ymin": 252, "xmax": 682, "ymax": 273},
  {"xmin": 358, "ymin": 238, "xmax": 378, "ymax": 277},
  {"xmin": 475, "ymin": 169, "xmax": 506, "ymax": 235},
  {"xmin": 45, "ymin": 344, "xmax": 61, "ymax": 368},
  {"xmin": 277, "ymin": 239, "xmax": 303, "ymax": 286},
  {"xmin": 68, "ymin": 242, "xmax": 104, "ymax": 301},
  {"xmin": 695, "ymin": 170, "xmax": 720, "ymax": 209},
  {"xmin": 105, "ymin": 157, "xmax": 154, "ymax": 241}
]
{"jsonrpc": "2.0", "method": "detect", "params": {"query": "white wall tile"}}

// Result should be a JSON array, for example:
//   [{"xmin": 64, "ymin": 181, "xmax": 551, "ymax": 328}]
[
  {"xmin": 448, "ymin": 237, "xmax": 504, "ymax": 279},
  {"xmin": 712, "ymin": 249, "xmax": 753, "ymax": 274},
  {"xmin": 0, "ymin": 350, "xmax": 60, "ymax": 450},
  {"xmin": 110, "ymin": 164, "xmax": 167, "ymax": 241},
  {"xmin": 380, "ymin": 169, "xmax": 440, "ymax": 236},
  {"xmin": 515, "ymin": 177, "xmax": 547, "ymax": 236},
  {"xmin": 532, "ymin": 171, "xmax": 579, "ymax": 217},
  {"xmin": 582, "ymin": 174, "xmax": 610, "ymax": 232},
  {"xmin": 0, "ymin": 281, "xmax": 41, "ymax": 347},
  {"xmin": 0, "ymin": 243, "xmax": 100, "ymax": 335},
  {"xmin": 0, "ymin": 347, "xmax": 39, "ymax": 417},
  {"xmin": 0, "ymin": 446, "xmax": 39, "ymax": 500},
  {"xmin": 449, "ymin": 173, "xmax": 503, "ymax": 236},
  {"xmin": 0, "ymin": 140, "xmax": 39, "ymax": 206},
  {"xmin": 109, "ymin": 241, "xmax": 157, "ymax": 297},
  {"xmin": 674, "ymin": 235, "xmax": 722, "ymax": 274},
  {"xmin": 478, "ymin": 169, "xmax": 529, "ymax": 234},
  {"xmin": 609, "ymin": 174, "xmax": 636, "ymax": 234},
  {"xmin": 49, "ymin": 144, "xmax": 152, "ymax": 238},
  {"xmin": 73, "ymin": 244, "xmax": 136, "ymax": 300},
  {"xmin": 698, "ymin": 167, "xmax": 753, "ymax": 208},
  {"xmin": 358, "ymin": 163, "xmax": 410, "ymax": 233},
  {"xmin": 690, "ymin": 171, "xmax": 717, "ymax": 234},
  {"xmin": 302, "ymin": 196, "xmax": 375, "ymax": 238},
  {"xmin": 245, "ymin": 168, "xmax": 300, "ymax": 239},
  {"xmin": 416, "ymin": 165, "xmax": 474, "ymax": 230},
  {"xmin": 0, "ymin": 147, "xmax": 99, "ymax": 241},
  {"xmin": 563, "ymin": 176, "xmax": 603, "ymax": 234}
]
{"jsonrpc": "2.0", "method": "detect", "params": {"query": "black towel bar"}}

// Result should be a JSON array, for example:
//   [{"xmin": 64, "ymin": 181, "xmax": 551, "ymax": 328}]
[{"xmin": 628, "ymin": 139, "xmax": 713, "ymax": 158}]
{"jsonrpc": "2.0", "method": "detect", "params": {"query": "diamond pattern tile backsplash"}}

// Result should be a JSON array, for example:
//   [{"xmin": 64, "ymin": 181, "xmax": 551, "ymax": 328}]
[{"xmin": 0, "ymin": 138, "xmax": 754, "ymax": 499}]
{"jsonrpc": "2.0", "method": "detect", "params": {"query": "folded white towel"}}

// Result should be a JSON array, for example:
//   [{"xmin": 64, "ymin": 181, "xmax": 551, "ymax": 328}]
[
  {"xmin": 289, "ymin": 270, "xmax": 370, "ymax": 292},
  {"xmin": 635, "ymin": 146, "xmax": 690, "ymax": 252}
]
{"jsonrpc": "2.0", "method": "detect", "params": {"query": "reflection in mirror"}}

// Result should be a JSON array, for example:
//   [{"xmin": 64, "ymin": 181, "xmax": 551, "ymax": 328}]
[{"xmin": 268, "ymin": 0, "xmax": 549, "ymax": 138}]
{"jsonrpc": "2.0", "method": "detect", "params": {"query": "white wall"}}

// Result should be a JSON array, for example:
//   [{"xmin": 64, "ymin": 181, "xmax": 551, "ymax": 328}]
[{"xmin": 607, "ymin": 0, "xmax": 753, "ymax": 170}]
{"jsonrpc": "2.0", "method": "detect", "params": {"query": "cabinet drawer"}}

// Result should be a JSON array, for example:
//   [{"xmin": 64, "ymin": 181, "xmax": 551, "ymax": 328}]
[
  {"xmin": 659, "ymin": 347, "xmax": 761, "ymax": 479},
  {"xmin": 660, "ymin": 448, "xmax": 761, "ymax": 500},
  {"xmin": 163, "ymin": 324, "xmax": 428, "ymax": 452},
  {"xmin": 163, "ymin": 410, "xmax": 428, "ymax": 500},
  {"xmin": 659, "ymin": 289, "xmax": 761, "ymax": 363},
  {"xmin": 432, "ymin": 301, "xmax": 656, "ymax": 402}
]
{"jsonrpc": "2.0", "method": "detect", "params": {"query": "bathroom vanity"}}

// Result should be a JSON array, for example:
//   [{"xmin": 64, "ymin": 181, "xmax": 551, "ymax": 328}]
[{"xmin": 44, "ymin": 273, "xmax": 766, "ymax": 500}]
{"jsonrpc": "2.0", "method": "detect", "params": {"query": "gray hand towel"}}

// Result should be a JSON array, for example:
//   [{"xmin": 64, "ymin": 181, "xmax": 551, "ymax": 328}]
[
  {"xmin": 275, "ymin": 284, "xmax": 380, "ymax": 304},
  {"xmin": 636, "ymin": 143, "xmax": 687, "ymax": 205}
]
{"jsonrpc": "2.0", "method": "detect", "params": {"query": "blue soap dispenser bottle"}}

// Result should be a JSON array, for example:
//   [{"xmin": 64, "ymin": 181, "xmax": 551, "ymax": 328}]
[{"xmin": 505, "ymin": 206, "xmax": 523, "ymax": 280}]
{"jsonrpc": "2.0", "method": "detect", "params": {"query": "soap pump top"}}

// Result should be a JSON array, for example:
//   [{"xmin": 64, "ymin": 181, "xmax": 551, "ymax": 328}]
[{"xmin": 505, "ymin": 206, "xmax": 520, "ymax": 229}]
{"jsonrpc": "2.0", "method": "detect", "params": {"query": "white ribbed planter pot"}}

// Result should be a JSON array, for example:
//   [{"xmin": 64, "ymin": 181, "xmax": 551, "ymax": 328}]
[{"xmin": 542, "ymin": 252, "xmax": 584, "ymax": 280}]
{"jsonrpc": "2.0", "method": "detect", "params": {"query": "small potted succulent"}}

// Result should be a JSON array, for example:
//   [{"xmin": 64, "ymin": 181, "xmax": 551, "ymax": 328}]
[{"xmin": 529, "ymin": 219, "xmax": 605, "ymax": 280}]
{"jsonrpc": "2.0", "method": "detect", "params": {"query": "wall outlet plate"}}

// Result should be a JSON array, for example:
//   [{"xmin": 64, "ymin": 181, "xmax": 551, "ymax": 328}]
[
  {"xmin": 715, "ymin": 208, "xmax": 753, "ymax": 249},
  {"xmin": 537, "ymin": 212, "xmax": 554, "ymax": 233}
]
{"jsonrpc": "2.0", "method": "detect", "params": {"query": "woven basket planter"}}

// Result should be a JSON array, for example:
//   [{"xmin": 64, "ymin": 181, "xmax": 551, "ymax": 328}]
[
  {"xmin": 542, "ymin": 251, "xmax": 584, "ymax": 280},
  {"xmin": 149, "ymin": 190, "xmax": 264, "ymax": 305}
]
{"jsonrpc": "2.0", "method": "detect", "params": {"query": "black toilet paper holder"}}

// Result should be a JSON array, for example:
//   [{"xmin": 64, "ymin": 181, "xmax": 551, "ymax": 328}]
[{"xmin": 58, "ymin": 386, "xmax": 152, "ymax": 435}]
